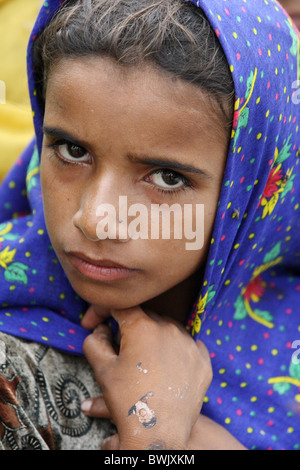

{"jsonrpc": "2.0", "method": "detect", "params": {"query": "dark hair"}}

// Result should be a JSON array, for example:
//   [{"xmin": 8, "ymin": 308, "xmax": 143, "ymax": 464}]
[{"xmin": 33, "ymin": 0, "xmax": 234, "ymax": 132}]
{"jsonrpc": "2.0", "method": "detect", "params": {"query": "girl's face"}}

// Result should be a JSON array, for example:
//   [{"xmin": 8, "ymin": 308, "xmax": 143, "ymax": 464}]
[{"xmin": 41, "ymin": 57, "xmax": 228, "ymax": 312}]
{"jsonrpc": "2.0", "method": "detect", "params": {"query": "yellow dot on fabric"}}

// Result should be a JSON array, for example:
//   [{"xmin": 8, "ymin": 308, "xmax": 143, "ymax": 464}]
[
  {"xmin": 42, "ymin": 317, "xmax": 50, "ymax": 322},
  {"xmin": 221, "ymin": 268, "xmax": 225, "ymax": 275},
  {"xmin": 25, "ymin": 252, "xmax": 31, "ymax": 257},
  {"xmin": 217, "ymin": 339, "xmax": 222, "ymax": 346},
  {"xmin": 295, "ymin": 395, "xmax": 300, "ymax": 403},
  {"xmin": 230, "ymin": 65, "xmax": 234, "ymax": 73},
  {"xmin": 225, "ymin": 280, "xmax": 231, "ymax": 286},
  {"xmin": 246, "ymin": 363, "xmax": 251, "ymax": 369},
  {"xmin": 277, "ymin": 44, "xmax": 281, "ymax": 52},
  {"xmin": 240, "ymin": 382, "xmax": 247, "ymax": 388},
  {"xmin": 275, "ymin": 67, "xmax": 278, "ymax": 75},
  {"xmin": 227, "ymin": 202, "xmax": 232, "ymax": 209},
  {"xmin": 19, "ymin": 238, "xmax": 25, "ymax": 243},
  {"xmin": 295, "ymin": 204, "xmax": 299, "ymax": 210},
  {"xmin": 233, "ymin": 32, "xmax": 238, "ymax": 38},
  {"xmin": 38, "ymin": 229, "xmax": 44, "ymax": 235},
  {"xmin": 203, "ymin": 396, "xmax": 209, "ymax": 403},
  {"xmin": 271, "ymin": 349, "xmax": 278, "ymax": 356},
  {"xmin": 220, "ymin": 382, "xmax": 227, "ymax": 388},
  {"xmin": 203, "ymin": 280, "xmax": 208, "ymax": 286},
  {"xmin": 252, "ymin": 244, "xmax": 257, "ymax": 250},
  {"xmin": 49, "ymin": 276, "xmax": 54, "ymax": 281},
  {"xmin": 251, "ymin": 396, "xmax": 257, "ymax": 402},
  {"xmin": 5, "ymin": 312, "xmax": 12, "ymax": 316},
  {"xmin": 257, "ymin": 16, "xmax": 262, "ymax": 22},
  {"xmin": 251, "ymin": 344, "xmax": 258, "ymax": 351},
  {"xmin": 266, "ymin": 109, "xmax": 270, "ymax": 117},
  {"xmin": 9, "ymin": 181, "xmax": 16, "ymax": 189},
  {"xmin": 42, "ymin": 337, "xmax": 49, "ymax": 341},
  {"xmin": 206, "ymin": 329, "xmax": 211, "ymax": 335},
  {"xmin": 218, "ymin": 320, "xmax": 223, "ymax": 326},
  {"xmin": 268, "ymin": 49, "xmax": 271, "ymax": 57},
  {"xmin": 225, "ymin": 418, "xmax": 231, "ymax": 424},
  {"xmin": 249, "ymin": 233, "xmax": 255, "ymax": 239},
  {"xmin": 287, "ymin": 427, "xmax": 294, "ymax": 434},
  {"xmin": 257, "ymin": 133, "xmax": 262, "ymax": 140},
  {"xmin": 279, "ymin": 113, "xmax": 282, "ymax": 121},
  {"xmin": 230, "ymin": 181, "xmax": 234, "ymax": 187},
  {"xmin": 268, "ymin": 407, "xmax": 275, "ymax": 413},
  {"xmin": 217, "ymin": 14, "xmax": 221, "ymax": 20},
  {"xmin": 236, "ymin": 345, "xmax": 242, "ymax": 352},
  {"xmin": 234, "ymin": 244, "xmax": 240, "ymax": 249},
  {"xmin": 211, "ymin": 238, "xmax": 215, "ymax": 244},
  {"xmin": 256, "ymin": 97, "xmax": 261, "ymax": 104},
  {"xmin": 219, "ymin": 369, "xmax": 226, "ymax": 374},
  {"xmin": 253, "ymin": 28, "xmax": 257, "ymax": 34},
  {"xmin": 286, "ymin": 226, "xmax": 292, "ymax": 232},
  {"xmin": 60, "ymin": 293, "xmax": 66, "ymax": 300},
  {"xmin": 247, "ymin": 428, "xmax": 254, "ymax": 434}
]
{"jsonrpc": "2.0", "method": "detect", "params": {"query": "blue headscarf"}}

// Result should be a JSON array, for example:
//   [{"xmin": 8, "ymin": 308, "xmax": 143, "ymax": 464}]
[{"xmin": 0, "ymin": 0, "xmax": 299, "ymax": 449}]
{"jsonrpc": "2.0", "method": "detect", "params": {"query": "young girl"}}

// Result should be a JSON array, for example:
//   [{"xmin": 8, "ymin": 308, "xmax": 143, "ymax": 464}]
[{"xmin": 0, "ymin": 0, "xmax": 299, "ymax": 450}]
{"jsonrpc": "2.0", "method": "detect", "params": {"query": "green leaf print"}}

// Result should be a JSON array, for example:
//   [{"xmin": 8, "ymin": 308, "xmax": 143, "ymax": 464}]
[
  {"xmin": 273, "ymin": 382, "xmax": 291, "ymax": 395},
  {"xmin": 281, "ymin": 174, "xmax": 296, "ymax": 198},
  {"xmin": 263, "ymin": 242, "xmax": 281, "ymax": 264},
  {"xmin": 276, "ymin": 134, "xmax": 292, "ymax": 164},
  {"xmin": 4, "ymin": 262, "xmax": 29, "ymax": 285},
  {"xmin": 253, "ymin": 309, "xmax": 274, "ymax": 323},
  {"xmin": 234, "ymin": 294, "xmax": 247, "ymax": 320},
  {"xmin": 246, "ymin": 70, "xmax": 255, "ymax": 99},
  {"xmin": 206, "ymin": 284, "xmax": 216, "ymax": 303},
  {"xmin": 285, "ymin": 19, "xmax": 298, "ymax": 56},
  {"xmin": 289, "ymin": 360, "xmax": 300, "ymax": 381}
]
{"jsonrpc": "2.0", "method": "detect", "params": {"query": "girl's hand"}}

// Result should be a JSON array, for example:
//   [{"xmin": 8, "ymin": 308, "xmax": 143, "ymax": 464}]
[
  {"xmin": 82, "ymin": 401, "xmax": 246, "ymax": 450},
  {"xmin": 82, "ymin": 306, "xmax": 212, "ymax": 450}
]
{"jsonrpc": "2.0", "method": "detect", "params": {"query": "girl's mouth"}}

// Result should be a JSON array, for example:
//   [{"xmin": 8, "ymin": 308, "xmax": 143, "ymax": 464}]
[{"xmin": 66, "ymin": 251, "xmax": 139, "ymax": 282}]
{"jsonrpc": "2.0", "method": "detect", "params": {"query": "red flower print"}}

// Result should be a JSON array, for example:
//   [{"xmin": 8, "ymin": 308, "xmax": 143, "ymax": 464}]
[{"xmin": 242, "ymin": 275, "xmax": 266, "ymax": 303}]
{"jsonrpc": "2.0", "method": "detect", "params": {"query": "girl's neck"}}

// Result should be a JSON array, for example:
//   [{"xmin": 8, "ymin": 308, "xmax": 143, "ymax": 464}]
[{"xmin": 142, "ymin": 269, "xmax": 203, "ymax": 325}]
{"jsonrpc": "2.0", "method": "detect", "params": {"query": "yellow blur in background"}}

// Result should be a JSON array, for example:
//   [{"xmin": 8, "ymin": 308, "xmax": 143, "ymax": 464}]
[{"xmin": 0, "ymin": 0, "xmax": 41, "ymax": 181}]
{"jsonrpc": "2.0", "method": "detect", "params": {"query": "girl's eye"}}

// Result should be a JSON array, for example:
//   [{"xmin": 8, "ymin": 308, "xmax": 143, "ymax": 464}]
[
  {"xmin": 52, "ymin": 141, "xmax": 90, "ymax": 163},
  {"xmin": 148, "ymin": 169, "xmax": 188, "ymax": 190}
]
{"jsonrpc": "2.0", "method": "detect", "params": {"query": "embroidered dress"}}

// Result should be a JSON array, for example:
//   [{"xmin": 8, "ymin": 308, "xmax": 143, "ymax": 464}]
[{"xmin": 0, "ymin": 0, "xmax": 299, "ymax": 449}]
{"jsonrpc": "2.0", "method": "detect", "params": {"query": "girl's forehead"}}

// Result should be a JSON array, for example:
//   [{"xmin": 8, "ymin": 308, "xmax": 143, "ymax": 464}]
[{"xmin": 46, "ymin": 56, "xmax": 229, "ymax": 144}]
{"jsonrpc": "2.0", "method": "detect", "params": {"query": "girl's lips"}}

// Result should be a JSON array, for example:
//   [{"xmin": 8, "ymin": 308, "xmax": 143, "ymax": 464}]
[{"xmin": 66, "ymin": 252, "xmax": 138, "ymax": 282}]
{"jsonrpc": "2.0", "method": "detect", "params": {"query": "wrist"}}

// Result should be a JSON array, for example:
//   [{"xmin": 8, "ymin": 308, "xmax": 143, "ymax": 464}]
[{"xmin": 118, "ymin": 424, "xmax": 189, "ymax": 450}]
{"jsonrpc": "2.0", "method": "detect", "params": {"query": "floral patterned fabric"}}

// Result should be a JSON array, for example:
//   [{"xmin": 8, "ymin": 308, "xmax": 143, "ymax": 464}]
[{"xmin": 0, "ymin": 0, "xmax": 299, "ymax": 449}]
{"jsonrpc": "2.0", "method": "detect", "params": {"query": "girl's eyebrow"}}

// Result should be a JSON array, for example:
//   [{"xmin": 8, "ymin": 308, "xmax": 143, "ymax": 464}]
[
  {"xmin": 128, "ymin": 155, "xmax": 213, "ymax": 179},
  {"xmin": 42, "ymin": 126, "xmax": 88, "ymax": 148},
  {"xmin": 43, "ymin": 126, "xmax": 212, "ymax": 179}
]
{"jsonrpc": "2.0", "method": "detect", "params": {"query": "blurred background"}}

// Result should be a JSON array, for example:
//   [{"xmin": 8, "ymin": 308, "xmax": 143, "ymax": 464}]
[
  {"xmin": 0, "ymin": 0, "xmax": 41, "ymax": 182},
  {"xmin": 0, "ymin": 0, "xmax": 299, "ymax": 183}
]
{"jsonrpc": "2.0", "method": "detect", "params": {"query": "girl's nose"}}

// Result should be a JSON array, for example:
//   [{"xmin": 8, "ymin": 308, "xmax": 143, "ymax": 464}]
[{"xmin": 72, "ymin": 179, "xmax": 129, "ymax": 242}]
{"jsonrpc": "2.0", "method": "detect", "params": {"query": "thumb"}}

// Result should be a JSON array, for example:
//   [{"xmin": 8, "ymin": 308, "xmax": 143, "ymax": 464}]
[{"xmin": 81, "ymin": 304, "xmax": 111, "ymax": 330}]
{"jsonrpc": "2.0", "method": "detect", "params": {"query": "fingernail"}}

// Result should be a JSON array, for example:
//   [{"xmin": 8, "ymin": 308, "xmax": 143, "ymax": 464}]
[{"xmin": 81, "ymin": 399, "xmax": 92, "ymax": 413}]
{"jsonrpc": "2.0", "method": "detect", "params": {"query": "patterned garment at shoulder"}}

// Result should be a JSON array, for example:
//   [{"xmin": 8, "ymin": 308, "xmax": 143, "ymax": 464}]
[{"xmin": 0, "ymin": 332, "xmax": 115, "ymax": 450}]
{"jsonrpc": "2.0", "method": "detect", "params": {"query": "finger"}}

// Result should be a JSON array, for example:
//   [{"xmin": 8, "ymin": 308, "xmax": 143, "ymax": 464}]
[
  {"xmin": 111, "ymin": 305, "xmax": 149, "ymax": 328},
  {"xmin": 83, "ymin": 323, "xmax": 116, "ymax": 372},
  {"xmin": 101, "ymin": 434, "xmax": 120, "ymax": 450},
  {"xmin": 196, "ymin": 339, "xmax": 211, "ymax": 363},
  {"xmin": 81, "ymin": 304, "xmax": 111, "ymax": 330},
  {"xmin": 81, "ymin": 397, "xmax": 112, "ymax": 419}
]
